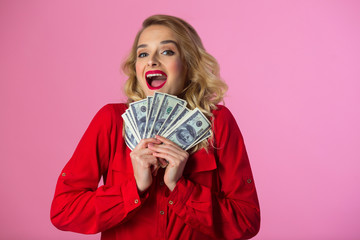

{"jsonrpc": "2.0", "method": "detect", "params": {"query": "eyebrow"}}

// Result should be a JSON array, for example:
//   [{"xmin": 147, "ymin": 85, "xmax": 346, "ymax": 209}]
[{"xmin": 137, "ymin": 40, "xmax": 178, "ymax": 50}]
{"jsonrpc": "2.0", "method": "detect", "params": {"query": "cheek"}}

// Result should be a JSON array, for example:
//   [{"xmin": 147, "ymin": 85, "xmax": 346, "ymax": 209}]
[
  {"xmin": 135, "ymin": 63, "xmax": 145, "ymax": 84},
  {"xmin": 169, "ymin": 59, "xmax": 184, "ymax": 79},
  {"xmin": 135, "ymin": 63, "xmax": 141, "ymax": 77}
]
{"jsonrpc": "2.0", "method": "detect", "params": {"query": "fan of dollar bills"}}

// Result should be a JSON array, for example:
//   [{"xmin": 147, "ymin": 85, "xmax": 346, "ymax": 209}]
[{"xmin": 122, "ymin": 92, "xmax": 212, "ymax": 151}]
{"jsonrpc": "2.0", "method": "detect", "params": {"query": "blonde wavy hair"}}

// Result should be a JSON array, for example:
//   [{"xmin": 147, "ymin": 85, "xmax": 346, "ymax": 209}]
[{"xmin": 122, "ymin": 14, "xmax": 228, "ymax": 152}]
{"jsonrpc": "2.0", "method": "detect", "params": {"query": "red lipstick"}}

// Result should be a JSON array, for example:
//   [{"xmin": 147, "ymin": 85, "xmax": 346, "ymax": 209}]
[{"xmin": 145, "ymin": 70, "xmax": 167, "ymax": 90}]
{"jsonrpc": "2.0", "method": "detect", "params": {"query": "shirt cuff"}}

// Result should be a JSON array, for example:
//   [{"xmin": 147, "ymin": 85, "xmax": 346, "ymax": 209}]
[
  {"xmin": 167, "ymin": 177, "xmax": 195, "ymax": 216},
  {"xmin": 121, "ymin": 177, "xmax": 149, "ymax": 213}
]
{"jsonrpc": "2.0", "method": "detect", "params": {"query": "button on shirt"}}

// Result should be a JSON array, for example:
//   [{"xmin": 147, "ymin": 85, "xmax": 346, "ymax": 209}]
[{"xmin": 50, "ymin": 104, "xmax": 260, "ymax": 240}]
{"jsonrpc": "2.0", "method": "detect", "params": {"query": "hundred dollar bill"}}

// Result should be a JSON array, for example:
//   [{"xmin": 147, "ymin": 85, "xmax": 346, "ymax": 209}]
[
  {"xmin": 146, "ymin": 96, "xmax": 153, "ymax": 120},
  {"xmin": 157, "ymin": 103, "xmax": 185, "ymax": 136},
  {"xmin": 125, "ymin": 137, "xmax": 134, "ymax": 150},
  {"xmin": 161, "ymin": 106, "xmax": 190, "ymax": 137},
  {"xmin": 149, "ymin": 93, "xmax": 186, "ymax": 137},
  {"xmin": 186, "ymin": 129, "xmax": 212, "ymax": 150},
  {"xmin": 126, "ymin": 109, "xmax": 141, "ymax": 140},
  {"xmin": 124, "ymin": 122, "xmax": 138, "ymax": 150},
  {"xmin": 164, "ymin": 108, "xmax": 211, "ymax": 150},
  {"xmin": 144, "ymin": 92, "xmax": 165, "ymax": 138},
  {"xmin": 129, "ymin": 99, "xmax": 148, "ymax": 139},
  {"xmin": 122, "ymin": 111, "xmax": 141, "ymax": 142}
]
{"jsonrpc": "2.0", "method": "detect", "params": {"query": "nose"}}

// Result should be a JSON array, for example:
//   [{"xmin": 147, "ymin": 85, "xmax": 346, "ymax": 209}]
[{"xmin": 147, "ymin": 54, "xmax": 160, "ymax": 67}]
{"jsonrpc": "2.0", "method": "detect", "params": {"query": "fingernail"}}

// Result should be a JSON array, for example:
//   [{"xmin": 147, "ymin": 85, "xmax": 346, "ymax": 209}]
[{"xmin": 148, "ymin": 143, "xmax": 153, "ymax": 147}]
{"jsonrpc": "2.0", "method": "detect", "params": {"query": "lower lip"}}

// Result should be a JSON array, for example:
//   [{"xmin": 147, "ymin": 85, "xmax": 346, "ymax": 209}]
[{"xmin": 146, "ymin": 80, "xmax": 167, "ymax": 90}]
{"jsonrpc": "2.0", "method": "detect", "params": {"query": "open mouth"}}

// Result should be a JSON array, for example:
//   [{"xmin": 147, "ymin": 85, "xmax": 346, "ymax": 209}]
[{"xmin": 145, "ymin": 70, "xmax": 167, "ymax": 90}]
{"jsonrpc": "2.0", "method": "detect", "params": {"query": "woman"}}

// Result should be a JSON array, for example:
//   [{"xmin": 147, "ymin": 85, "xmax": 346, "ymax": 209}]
[{"xmin": 51, "ymin": 15, "xmax": 260, "ymax": 239}]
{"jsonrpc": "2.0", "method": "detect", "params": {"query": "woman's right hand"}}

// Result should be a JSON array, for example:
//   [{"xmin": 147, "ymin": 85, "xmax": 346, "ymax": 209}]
[{"xmin": 130, "ymin": 138, "xmax": 162, "ymax": 195}]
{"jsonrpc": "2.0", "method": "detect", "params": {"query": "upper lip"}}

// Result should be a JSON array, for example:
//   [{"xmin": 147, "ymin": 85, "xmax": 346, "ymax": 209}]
[{"xmin": 145, "ymin": 70, "xmax": 167, "ymax": 79}]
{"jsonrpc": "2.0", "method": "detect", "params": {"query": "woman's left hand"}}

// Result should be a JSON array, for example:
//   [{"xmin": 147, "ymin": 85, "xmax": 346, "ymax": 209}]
[{"xmin": 148, "ymin": 135, "xmax": 189, "ymax": 191}]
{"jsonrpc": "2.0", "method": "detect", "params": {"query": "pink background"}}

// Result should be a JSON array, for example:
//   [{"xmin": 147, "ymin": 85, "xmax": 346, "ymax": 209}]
[{"xmin": 1, "ymin": 1, "xmax": 359, "ymax": 239}]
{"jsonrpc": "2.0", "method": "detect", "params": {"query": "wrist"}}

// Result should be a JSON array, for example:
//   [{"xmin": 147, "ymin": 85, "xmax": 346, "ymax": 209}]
[
  {"xmin": 136, "ymin": 180, "xmax": 151, "ymax": 196},
  {"xmin": 137, "ymin": 187, "xmax": 148, "ymax": 197},
  {"xmin": 166, "ymin": 182, "xmax": 177, "ymax": 191}
]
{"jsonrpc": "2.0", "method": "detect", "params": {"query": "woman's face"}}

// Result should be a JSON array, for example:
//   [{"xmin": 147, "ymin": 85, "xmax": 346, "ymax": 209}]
[{"xmin": 135, "ymin": 25, "xmax": 186, "ymax": 96}]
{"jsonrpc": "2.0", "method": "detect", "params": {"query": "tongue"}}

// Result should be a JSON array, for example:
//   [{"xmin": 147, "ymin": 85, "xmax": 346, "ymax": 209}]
[
  {"xmin": 150, "ymin": 76, "xmax": 166, "ymax": 87},
  {"xmin": 151, "ymin": 79, "xmax": 166, "ymax": 87}
]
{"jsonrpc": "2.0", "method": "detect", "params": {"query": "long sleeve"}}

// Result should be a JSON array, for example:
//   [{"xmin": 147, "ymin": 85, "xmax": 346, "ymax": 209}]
[
  {"xmin": 168, "ymin": 106, "xmax": 260, "ymax": 239},
  {"xmin": 50, "ymin": 104, "xmax": 146, "ymax": 234}
]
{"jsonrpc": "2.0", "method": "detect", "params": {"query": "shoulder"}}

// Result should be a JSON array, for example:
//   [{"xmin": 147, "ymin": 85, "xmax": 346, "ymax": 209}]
[
  {"xmin": 211, "ymin": 105, "xmax": 236, "ymax": 123},
  {"xmin": 98, "ymin": 103, "xmax": 127, "ymax": 112},
  {"xmin": 95, "ymin": 103, "xmax": 127, "ymax": 117},
  {"xmin": 211, "ymin": 104, "xmax": 242, "ymax": 139},
  {"xmin": 90, "ymin": 103, "xmax": 128, "ymax": 127}
]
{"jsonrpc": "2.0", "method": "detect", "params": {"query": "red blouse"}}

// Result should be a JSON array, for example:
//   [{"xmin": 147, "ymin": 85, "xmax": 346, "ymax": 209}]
[{"xmin": 50, "ymin": 104, "xmax": 260, "ymax": 239}]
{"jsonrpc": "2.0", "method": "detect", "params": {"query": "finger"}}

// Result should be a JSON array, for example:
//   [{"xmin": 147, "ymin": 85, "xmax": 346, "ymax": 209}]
[
  {"xmin": 134, "ymin": 138, "xmax": 162, "ymax": 150},
  {"xmin": 158, "ymin": 158, "xmax": 169, "ymax": 168},
  {"xmin": 147, "ymin": 157, "xmax": 159, "ymax": 169},
  {"xmin": 130, "ymin": 148, "xmax": 157, "ymax": 162},
  {"xmin": 152, "ymin": 164, "xmax": 160, "ymax": 176},
  {"xmin": 148, "ymin": 143, "xmax": 187, "ymax": 160},
  {"xmin": 136, "ymin": 147, "xmax": 157, "ymax": 156},
  {"xmin": 150, "ymin": 142, "xmax": 184, "ymax": 153},
  {"xmin": 135, "ymin": 155, "xmax": 159, "ymax": 168},
  {"xmin": 152, "ymin": 152, "xmax": 179, "ymax": 167},
  {"xmin": 155, "ymin": 135, "xmax": 181, "ymax": 149}
]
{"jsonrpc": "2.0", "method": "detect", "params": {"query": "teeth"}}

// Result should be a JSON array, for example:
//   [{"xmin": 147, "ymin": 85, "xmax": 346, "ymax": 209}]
[{"xmin": 146, "ymin": 73, "xmax": 164, "ymax": 78}]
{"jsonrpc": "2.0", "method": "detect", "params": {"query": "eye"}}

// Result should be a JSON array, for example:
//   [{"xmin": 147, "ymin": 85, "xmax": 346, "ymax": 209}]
[
  {"xmin": 138, "ymin": 52, "xmax": 148, "ymax": 58},
  {"xmin": 162, "ymin": 50, "xmax": 175, "ymax": 56}
]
